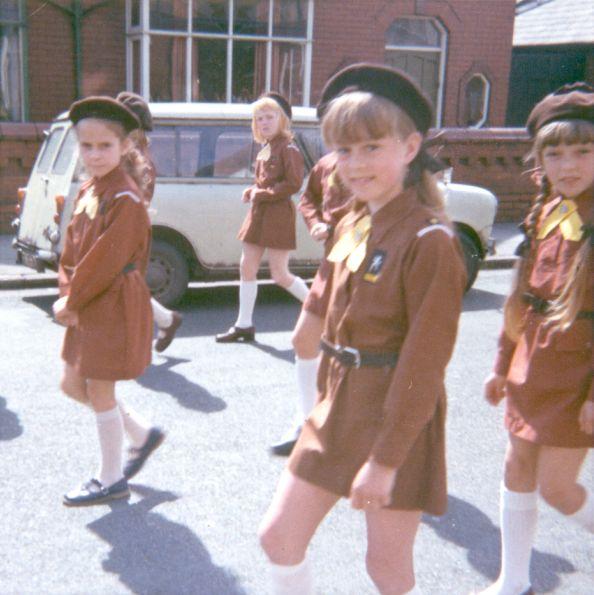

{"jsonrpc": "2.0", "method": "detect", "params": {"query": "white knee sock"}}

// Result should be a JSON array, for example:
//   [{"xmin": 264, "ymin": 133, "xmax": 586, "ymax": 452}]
[
  {"xmin": 568, "ymin": 488, "xmax": 594, "ymax": 533},
  {"xmin": 118, "ymin": 402, "xmax": 151, "ymax": 448},
  {"xmin": 482, "ymin": 484, "xmax": 537, "ymax": 595},
  {"xmin": 95, "ymin": 407, "xmax": 125, "ymax": 487},
  {"xmin": 151, "ymin": 297, "xmax": 173, "ymax": 329},
  {"xmin": 285, "ymin": 277, "xmax": 309, "ymax": 302},
  {"xmin": 269, "ymin": 558, "xmax": 313, "ymax": 595},
  {"xmin": 235, "ymin": 280, "xmax": 258, "ymax": 328},
  {"xmin": 295, "ymin": 356, "xmax": 319, "ymax": 419}
]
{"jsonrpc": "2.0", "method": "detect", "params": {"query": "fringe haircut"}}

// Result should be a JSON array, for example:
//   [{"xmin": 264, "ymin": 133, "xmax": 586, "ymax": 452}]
[{"xmin": 251, "ymin": 96, "xmax": 293, "ymax": 144}]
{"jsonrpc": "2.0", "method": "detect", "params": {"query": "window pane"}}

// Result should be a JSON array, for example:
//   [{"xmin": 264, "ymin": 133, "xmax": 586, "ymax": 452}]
[
  {"xmin": 192, "ymin": 38, "xmax": 227, "ymax": 101},
  {"xmin": 270, "ymin": 42, "xmax": 304, "ymax": 105},
  {"xmin": 149, "ymin": 127, "xmax": 176, "ymax": 177},
  {"xmin": 213, "ymin": 129, "xmax": 254, "ymax": 178},
  {"xmin": 131, "ymin": 38, "xmax": 141, "ymax": 94},
  {"xmin": 193, "ymin": 0, "xmax": 229, "ymax": 33},
  {"xmin": 178, "ymin": 127, "xmax": 202, "ymax": 177},
  {"xmin": 53, "ymin": 129, "xmax": 78, "ymax": 175},
  {"xmin": 0, "ymin": 1, "xmax": 19, "ymax": 21},
  {"xmin": 273, "ymin": 0, "xmax": 307, "ymax": 37},
  {"xmin": 36, "ymin": 129, "xmax": 65, "ymax": 175},
  {"xmin": 150, "ymin": 36, "xmax": 187, "ymax": 101},
  {"xmin": 386, "ymin": 18, "xmax": 441, "ymax": 48},
  {"xmin": 0, "ymin": 24, "xmax": 22, "ymax": 120},
  {"xmin": 130, "ymin": 0, "xmax": 141, "ymax": 27},
  {"xmin": 234, "ymin": 0, "xmax": 269, "ymax": 36},
  {"xmin": 466, "ymin": 75, "xmax": 488, "ymax": 127},
  {"xmin": 150, "ymin": 0, "xmax": 188, "ymax": 31},
  {"xmin": 232, "ymin": 40, "xmax": 266, "ymax": 103}
]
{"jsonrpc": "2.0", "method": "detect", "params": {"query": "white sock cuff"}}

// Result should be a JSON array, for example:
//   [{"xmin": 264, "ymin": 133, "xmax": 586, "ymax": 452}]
[
  {"xmin": 286, "ymin": 277, "xmax": 309, "ymax": 302},
  {"xmin": 270, "ymin": 558, "xmax": 309, "ymax": 578},
  {"xmin": 95, "ymin": 407, "xmax": 121, "ymax": 423},
  {"xmin": 501, "ymin": 483, "xmax": 538, "ymax": 510},
  {"xmin": 295, "ymin": 356, "xmax": 319, "ymax": 369}
]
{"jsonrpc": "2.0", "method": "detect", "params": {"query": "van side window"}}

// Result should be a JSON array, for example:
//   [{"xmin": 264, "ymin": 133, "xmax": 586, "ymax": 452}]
[
  {"xmin": 52, "ymin": 128, "xmax": 78, "ymax": 175},
  {"xmin": 150, "ymin": 126, "xmax": 178, "ymax": 177},
  {"xmin": 36, "ymin": 127, "xmax": 65, "ymax": 174},
  {"xmin": 213, "ymin": 129, "xmax": 254, "ymax": 178}
]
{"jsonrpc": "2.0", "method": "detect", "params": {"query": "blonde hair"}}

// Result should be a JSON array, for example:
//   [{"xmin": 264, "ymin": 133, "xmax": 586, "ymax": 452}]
[
  {"xmin": 251, "ymin": 97, "xmax": 292, "ymax": 144},
  {"xmin": 321, "ymin": 91, "xmax": 445, "ymax": 212},
  {"xmin": 503, "ymin": 119, "xmax": 594, "ymax": 340}
]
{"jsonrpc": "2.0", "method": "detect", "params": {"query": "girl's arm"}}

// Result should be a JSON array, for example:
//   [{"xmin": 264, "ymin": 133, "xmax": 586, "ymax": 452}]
[
  {"xmin": 251, "ymin": 143, "xmax": 305, "ymax": 202},
  {"xmin": 369, "ymin": 229, "xmax": 467, "ymax": 470},
  {"xmin": 66, "ymin": 195, "xmax": 149, "ymax": 311},
  {"xmin": 298, "ymin": 160, "xmax": 325, "ymax": 231}
]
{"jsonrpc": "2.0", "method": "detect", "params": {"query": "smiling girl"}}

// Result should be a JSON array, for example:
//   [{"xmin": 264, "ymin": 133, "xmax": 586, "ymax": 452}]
[
  {"xmin": 477, "ymin": 83, "xmax": 594, "ymax": 595},
  {"xmin": 216, "ymin": 93, "xmax": 308, "ymax": 343},
  {"xmin": 258, "ymin": 64, "xmax": 467, "ymax": 594},
  {"xmin": 53, "ymin": 96, "xmax": 163, "ymax": 506}
]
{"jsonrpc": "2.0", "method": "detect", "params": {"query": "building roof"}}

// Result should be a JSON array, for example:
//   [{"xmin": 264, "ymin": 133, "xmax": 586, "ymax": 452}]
[{"xmin": 514, "ymin": 0, "xmax": 594, "ymax": 46}]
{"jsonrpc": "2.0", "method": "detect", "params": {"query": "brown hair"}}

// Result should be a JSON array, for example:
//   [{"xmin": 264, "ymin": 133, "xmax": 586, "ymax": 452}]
[
  {"xmin": 321, "ymin": 91, "xmax": 446, "ymax": 212},
  {"xmin": 251, "ymin": 96, "xmax": 293, "ymax": 144},
  {"xmin": 503, "ymin": 119, "xmax": 594, "ymax": 339}
]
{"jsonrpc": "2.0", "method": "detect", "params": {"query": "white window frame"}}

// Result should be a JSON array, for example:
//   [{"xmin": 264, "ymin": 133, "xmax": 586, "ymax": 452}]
[
  {"xmin": 465, "ymin": 72, "xmax": 490, "ymax": 128},
  {"xmin": 125, "ymin": 0, "xmax": 314, "ymax": 106},
  {"xmin": 0, "ymin": 2, "xmax": 26, "ymax": 121},
  {"xmin": 384, "ymin": 16, "xmax": 447, "ymax": 127}
]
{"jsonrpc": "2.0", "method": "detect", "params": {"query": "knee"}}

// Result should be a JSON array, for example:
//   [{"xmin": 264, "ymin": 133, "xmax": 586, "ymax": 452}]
[
  {"xmin": 271, "ymin": 269, "xmax": 291, "ymax": 288},
  {"xmin": 503, "ymin": 449, "xmax": 537, "ymax": 488},
  {"xmin": 60, "ymin": 377, "xmax": 88, "ymax": 405},
  {"xmin": 539, "ymin": 481, "xmax": 580, "ymax": 514}
]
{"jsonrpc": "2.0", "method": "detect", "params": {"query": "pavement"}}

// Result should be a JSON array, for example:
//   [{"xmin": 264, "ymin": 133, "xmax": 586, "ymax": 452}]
[{"xmin": 0, "ymin": 223, "xmax": 521, "ymax": 289}]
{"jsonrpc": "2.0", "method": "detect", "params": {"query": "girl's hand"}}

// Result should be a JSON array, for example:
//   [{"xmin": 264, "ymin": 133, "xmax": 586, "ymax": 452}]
[
  {"xmin": 310, "ymin": 222, "xmax": 330, "ymax": 242},
  {"xmin": 241, "ymin": 188, "xmax": 252, "ymax": 203},
  {"xmin": 52, "ymin": 296, "xmax": 78, "ymax": 327},
  {"xmin": 578, "ymin": 400, "xmax": 594, "ymax": 435},
  {"xmin": 484, "ymin": 372, "xmax": 506, "ymax": 406},
  {"xmin": 350, "ymin": 460, "xmax": 397, "ymax": 511}
]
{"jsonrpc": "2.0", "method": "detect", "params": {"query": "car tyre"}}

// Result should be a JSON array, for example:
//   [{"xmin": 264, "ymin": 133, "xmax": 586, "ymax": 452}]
[
  {"xmin": 147, "ymin": 239, "xmax": 189, "ymax": 307},
  {"xmin": 457, "ymin": 230, "xmax": 481, "ymax": 291}
]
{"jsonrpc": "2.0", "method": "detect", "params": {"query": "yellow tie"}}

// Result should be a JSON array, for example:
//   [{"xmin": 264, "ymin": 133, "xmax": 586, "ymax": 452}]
[
  {"xmin": 537, "ymin": 199, "xmax": 583, "ymax": 242},
  {"xmin": 73, "ymin": 188, "xmax": 99, "ymax": 220},
  {"xmin": 327, "ymin": 215, "xmax": 371, "ymax": 272}
]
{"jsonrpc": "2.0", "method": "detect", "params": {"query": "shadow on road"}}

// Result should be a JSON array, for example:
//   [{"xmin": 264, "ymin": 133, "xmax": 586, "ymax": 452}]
[
  {"xmin": 0, "ymin": 396, "xmax": 23, "ymax": 441},
  {"xmin": 23, "ymin": 293, "xmax": 57, "ymax": 319},
  {"xmin": 462, "ymin": 288, "xmax": 506, "ymax": 313},
  {"xmin": 87, "ymin": 485, "xmax": 246, "ymax": 595},
  {"xmin": 136, "ymin": 357, "xmax": 226, "ymax": 413},
  {"xmin": 245, "ymin": 341, "xmax": 295, "ymax": 364},
  {"xmin": 423, "ymin": 494, "xmax": 575, "ymax": 592}
]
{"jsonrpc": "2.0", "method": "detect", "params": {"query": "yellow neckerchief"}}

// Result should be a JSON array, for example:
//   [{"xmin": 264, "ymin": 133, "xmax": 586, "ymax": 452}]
[
  {"xmin": 327, "ymin": 214, "xmax": 372, "ymax": 272},
  {"xmin": 73, "ymin": 187, "xmax": 100, "ymax": 220},
  {"xmin": 257, "ymin": 143, "xmax": 271, "ymax": 161},
  {"xmin": 537, "ymin": 199, "xmax": 584, "ymax": 242}
]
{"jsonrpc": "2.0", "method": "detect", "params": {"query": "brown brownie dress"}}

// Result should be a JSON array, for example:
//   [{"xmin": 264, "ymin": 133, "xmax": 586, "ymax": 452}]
[
  {"xmin": 288, "ymin": 188, "xmax": 467, "ymax": 514},
  {"xmin": 237, "ymin": 134, "xmax": 304, "ymax": 250},
  {"xmin": 58, "ymin": 165, "xmax": 153, "ymax": 381},
  {"xmin": 494, "ymin": 188, "xmax": 594, "ymax": 448}
]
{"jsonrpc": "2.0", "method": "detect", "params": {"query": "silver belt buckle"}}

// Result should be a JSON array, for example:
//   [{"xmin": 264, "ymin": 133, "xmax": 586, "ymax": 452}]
[{"xmin": 341, "ymin": 346, "xmax": 361, "ymax": 368}]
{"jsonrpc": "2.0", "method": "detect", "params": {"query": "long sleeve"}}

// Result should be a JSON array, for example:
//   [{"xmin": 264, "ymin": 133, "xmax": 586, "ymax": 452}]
[
  {"xmin": 66, "ymin": 195, "xmax": 149, "ymax": 311},
  {"xmin": 493, "ymin": 330, "xmax": 518, "ymax": 376},
  {"xmin": 298, "ymin": 161, "xmax": 324, "ymax": 231},
  {"xmin": 58, "ymin": 224, "xmax": 75, "ymax": 298},
  {"xmin": 370, "ymin": 230, "xmax": 466, "ymax": 468},
  {"xmin": 252, "ymin": 143, "xmax": 304, "ymax": 203}
]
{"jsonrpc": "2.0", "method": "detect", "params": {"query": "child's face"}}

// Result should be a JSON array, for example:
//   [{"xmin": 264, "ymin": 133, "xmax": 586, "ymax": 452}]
[
  {"xmin": 77, "ymin": 119, "xmax": 128, "ymax": 178},
  {"xmin": 541, "ymin": 141, "xmax": 594, "ymax": 199},
  {"xmin": 255, "ymin": 108, "xmax": 281, "ymax": 141},
  {"xmin": 333, "ymin": 133, "xmax": 421, "ymax": 210}
]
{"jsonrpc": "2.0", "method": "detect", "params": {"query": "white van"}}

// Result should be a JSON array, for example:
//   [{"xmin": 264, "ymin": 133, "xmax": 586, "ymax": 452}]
[{"xmin": 13, "ymin": 103, "xmax": 497, "ymax": 305}]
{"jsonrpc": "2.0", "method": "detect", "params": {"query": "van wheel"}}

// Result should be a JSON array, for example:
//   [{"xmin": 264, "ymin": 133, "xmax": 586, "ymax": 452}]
[
  {"xmin": 458, "ymin": 230, "xmax": 481, "ymax": 291},
  {"xmin": 147, "ymin": 240, "xmax": 189, "ymax": 306}
]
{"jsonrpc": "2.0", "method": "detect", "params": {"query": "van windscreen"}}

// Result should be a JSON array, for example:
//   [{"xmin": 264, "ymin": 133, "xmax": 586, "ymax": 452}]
[{"xmin": 36, "ymin": 128, "xmax": 66, "ymax": 174}]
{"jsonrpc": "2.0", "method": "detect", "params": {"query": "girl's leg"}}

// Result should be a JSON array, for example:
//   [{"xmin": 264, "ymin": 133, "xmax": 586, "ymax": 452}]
[
  {"xmin": 87, "ymin": 379, "xmax": 125, "ymax": 488},
  {"xmin": 268, "ymin": 248, "xmax": 309, "ymax": 302},
  {"xmin": 365, "ymin": 507, "xmax": 422, "ymax": 594},
  {"xmin": 480, "ymin": 435, "xmax": 540, "ymax": 595},
  {"xmin": 259, "ymin": 469, "xmax": 339, "ymax": 594},
  {"xmin": 60, "ymin": 363, "xmax": 89, "ymax": 406},
  {"xmin": 152, "ymin": 297, "xmax": 183, "ymax": 353},
  {"xmin": 538, "ymin": 446, "xmax": 592, "ymax": 531}
]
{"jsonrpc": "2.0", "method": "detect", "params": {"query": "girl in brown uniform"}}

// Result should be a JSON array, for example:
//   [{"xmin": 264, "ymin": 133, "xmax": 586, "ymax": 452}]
[
  {"xmin": 271, "ymin": 152, "xmax": 351, "ymax": 455},
  {"xmin": 53, "ymin": 97, "xmax": 164, "ymax": 506},
  {"xmin": 478, "ymin": 84, "xmax": 594, "ymax": 595},
  {"xmin": 216, "ymin": 93, "xmax": 308, "ymax": 343},
  {"xmin": 258, "ymin": 64, "xmax": 467, "ymax": 594}
]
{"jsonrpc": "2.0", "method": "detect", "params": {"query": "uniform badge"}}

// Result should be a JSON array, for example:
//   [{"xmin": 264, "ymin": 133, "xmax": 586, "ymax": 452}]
[{"xmin": 363, "ymin": 249, "xmax": 386, "ymax": 282}]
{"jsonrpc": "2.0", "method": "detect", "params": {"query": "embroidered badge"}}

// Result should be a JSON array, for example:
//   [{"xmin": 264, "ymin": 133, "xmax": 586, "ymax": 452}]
[{"xmin": 363, "ymin": 249, "xmax": 386, "ymax": 282}]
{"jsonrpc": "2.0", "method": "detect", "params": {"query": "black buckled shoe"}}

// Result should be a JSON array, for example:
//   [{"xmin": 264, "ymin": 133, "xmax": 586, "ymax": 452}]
[
  {"xmin": 63, "ymin": 477, "xmax": 130, "ymax": 507},
  {"xmin": 155, "ymin": 311, "xmax": 183, "ymax": 353},
  {"xmin": 215, "ymin": 326, "xmax": 255, "ymax": 343},
  {"xmin": 123, "ymin": 427, "xmax": 166, "ymax": 479}
]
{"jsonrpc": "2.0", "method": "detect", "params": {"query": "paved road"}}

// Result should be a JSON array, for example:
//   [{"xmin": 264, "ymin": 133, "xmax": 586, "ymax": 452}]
[{"xmin": 0, "ymin": 269, "xmax": 592, "ymax": 594}]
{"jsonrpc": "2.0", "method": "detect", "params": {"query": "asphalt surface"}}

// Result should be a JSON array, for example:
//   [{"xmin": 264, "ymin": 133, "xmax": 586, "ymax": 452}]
[{"xmin": 0, "ymin": 268, "xmax": 592, "ymax": 595}]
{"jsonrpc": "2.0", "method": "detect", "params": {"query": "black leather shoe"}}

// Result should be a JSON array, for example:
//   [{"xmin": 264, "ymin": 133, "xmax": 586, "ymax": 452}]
[
  {"xmin": 123, "ymin": 427, "xmax": 166, "ymax": 479},
  {"xmin": 270, "ymin": 426, "xmax": 301, "ymax": 456},
  {"xmin": 63, "ymin": 477, "xmax": 130, "ymax": 507},
  {"xmin": 155, "ymin": 311, "xmax": 183, "ymax": 353},
  {"xmin": 215, "ymin": 326, "xmax": 255, "ymax": 343}
]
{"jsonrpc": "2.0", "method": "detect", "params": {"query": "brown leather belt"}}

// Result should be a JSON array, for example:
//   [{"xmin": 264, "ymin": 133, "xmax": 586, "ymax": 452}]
[
  {"xmin": 321, "ymin": 338, "xmax": 398, "ymax": 369},
  {"xmin": 523, "ymin": 292, "xmax": 594, "ymax": 319}
]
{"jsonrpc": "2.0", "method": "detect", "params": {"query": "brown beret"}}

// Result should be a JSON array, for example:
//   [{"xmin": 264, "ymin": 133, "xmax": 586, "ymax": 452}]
[
  {"xmin": 317, "ymin": 63, "xmax": 433, "ymax": 134},
  {"xmin": 526, "ymin": 82, "xmax": 594, "ymax": 137},
  {"xmin": 116, "ymin": 91, "xmax": 153, "ymax": 131},
  {"xmin": 261, "ymin": 92, "xmax": 292, "ymax": 120},
  {"xmin": 69, "ymin": 96, "xmax": 140, "ymax": 133}
]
